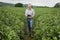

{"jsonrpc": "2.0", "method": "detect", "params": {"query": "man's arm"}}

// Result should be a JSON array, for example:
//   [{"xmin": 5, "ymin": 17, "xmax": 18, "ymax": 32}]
[
  {"xmin": 25, "ymin": 9, "xmax": 27, "ymax": 17},
  {"xmin": 32, "ymin": 9, "xmax": 35, "ymax": 18}
]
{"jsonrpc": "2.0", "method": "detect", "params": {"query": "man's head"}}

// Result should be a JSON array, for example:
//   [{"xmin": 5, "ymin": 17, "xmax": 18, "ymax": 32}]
[{"xmin": 27, "ymin": 3, "xmax": 32, "ymax": 10}]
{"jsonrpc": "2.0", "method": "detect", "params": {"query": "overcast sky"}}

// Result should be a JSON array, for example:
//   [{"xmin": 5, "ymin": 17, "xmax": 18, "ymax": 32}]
[{"xmin": 0, "ymin": 0, "xmax": 60, "ymax": 7}]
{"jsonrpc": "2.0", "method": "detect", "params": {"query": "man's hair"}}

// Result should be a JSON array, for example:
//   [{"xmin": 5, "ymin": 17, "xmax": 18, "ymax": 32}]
[{"xmin": 27, "ymin": 3, "xmax": 33, "ymax": 8}]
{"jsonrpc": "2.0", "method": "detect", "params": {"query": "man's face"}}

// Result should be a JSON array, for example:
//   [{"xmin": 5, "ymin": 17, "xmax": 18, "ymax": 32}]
[{"xmin": 28, "ymin": 4, "xmax": 32, "ymax": 9}]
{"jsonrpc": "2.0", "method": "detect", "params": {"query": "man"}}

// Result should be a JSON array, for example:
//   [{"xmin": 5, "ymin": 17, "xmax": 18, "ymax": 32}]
[{"xmin": 25, "ymin": 3, "xmax": 35, "ymax": 36}]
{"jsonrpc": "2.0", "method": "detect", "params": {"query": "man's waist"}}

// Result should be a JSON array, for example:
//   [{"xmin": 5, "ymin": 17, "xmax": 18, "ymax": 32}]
[{"xmin": 27, "ymin": 15, "xmax": 32, "ymax": 17}]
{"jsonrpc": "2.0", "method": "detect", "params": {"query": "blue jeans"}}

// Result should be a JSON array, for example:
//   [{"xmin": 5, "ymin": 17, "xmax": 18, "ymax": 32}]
[{"xmin": 27, "ymin": 18, "xmax": 33, "ymax": 33}]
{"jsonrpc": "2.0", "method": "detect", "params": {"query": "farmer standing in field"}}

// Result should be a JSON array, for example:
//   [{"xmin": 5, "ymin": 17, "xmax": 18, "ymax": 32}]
[{"xmin": 25, "ymin": 3, "xmax": 35, "ymax": 37}]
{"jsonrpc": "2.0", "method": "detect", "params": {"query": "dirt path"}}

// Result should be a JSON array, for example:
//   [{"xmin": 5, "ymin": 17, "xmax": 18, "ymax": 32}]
[{"xmin": 24, "ymin": 26, "xmax": 31, "ymax": 40}]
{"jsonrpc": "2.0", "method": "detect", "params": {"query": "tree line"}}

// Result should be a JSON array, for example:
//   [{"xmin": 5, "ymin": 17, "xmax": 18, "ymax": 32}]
[{"xmin": 15, "ymin": 2, "xmax": 60, "ymax": 8}]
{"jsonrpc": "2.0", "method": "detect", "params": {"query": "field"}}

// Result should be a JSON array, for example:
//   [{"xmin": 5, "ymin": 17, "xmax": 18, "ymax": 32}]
[{"xmin": 0, "ymin": 7, "xmax": 60, "ymax": 40}]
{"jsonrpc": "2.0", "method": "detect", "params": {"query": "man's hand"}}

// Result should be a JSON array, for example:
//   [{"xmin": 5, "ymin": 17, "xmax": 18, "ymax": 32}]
[{"xmin": 28, "ymin": 16, "xmax": 34, "ymax": 19}]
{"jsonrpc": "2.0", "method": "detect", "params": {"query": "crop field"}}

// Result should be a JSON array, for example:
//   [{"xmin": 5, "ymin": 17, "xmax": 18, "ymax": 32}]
[{"xmin": 0, "ymin": 7, "xmax": 60, "ymax": 40}]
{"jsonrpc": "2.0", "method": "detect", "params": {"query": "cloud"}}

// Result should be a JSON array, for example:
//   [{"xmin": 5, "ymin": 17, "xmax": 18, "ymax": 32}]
[{"xmin": 0, "ymin": 0, "xmax": 60, "ymax": 7}]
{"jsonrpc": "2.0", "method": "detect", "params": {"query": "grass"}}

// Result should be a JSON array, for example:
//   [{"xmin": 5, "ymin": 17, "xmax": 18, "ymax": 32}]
[{"xmin": 0, "ymin": 7, "xmax": 60, "ymax": 40}]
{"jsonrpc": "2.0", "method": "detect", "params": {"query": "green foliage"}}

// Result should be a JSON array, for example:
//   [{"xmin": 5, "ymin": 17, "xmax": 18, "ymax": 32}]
[
  {"xmin": 0, "ymin": 7, "xmax": 60, "ymax": 40},
  {"xmin": 34, "ymin": 8, "xmax": 60, "ymax": 40},
  {"xmin": 15, "ymin": 3, "xmax": 23, "ymax": 7},
  {"xmin": 0, "ymin": 7, "xmax": 25, "ymax": 40},
  {"xmin": 54, "ymin": 2, "xmax": 60, "ymax": 8}
]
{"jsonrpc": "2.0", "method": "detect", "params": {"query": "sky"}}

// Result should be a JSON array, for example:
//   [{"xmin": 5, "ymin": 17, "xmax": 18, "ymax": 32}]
[{"xmin": 0, "ymin": 0, "xmax": 60, "ymax": 7}]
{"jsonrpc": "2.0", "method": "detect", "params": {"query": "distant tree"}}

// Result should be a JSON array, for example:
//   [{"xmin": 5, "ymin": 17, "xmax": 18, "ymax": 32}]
[
  {"xmin": 23, "ymin": 4, "xmax": 27, "ymax": 7},
  {"xmin": 54, "ymin": 2, "xmax": 60, "ymax": 8},
  {"xmin": 34, "ymin": 6, "xmax": 49, "ymax": 8},
  {"xmin": 15, "ymin": 3, "xmax": 23, "ymax": 7},
  {"xmin": 0, "ymin": 5, "xmax": 2, "ymax": 7}
]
